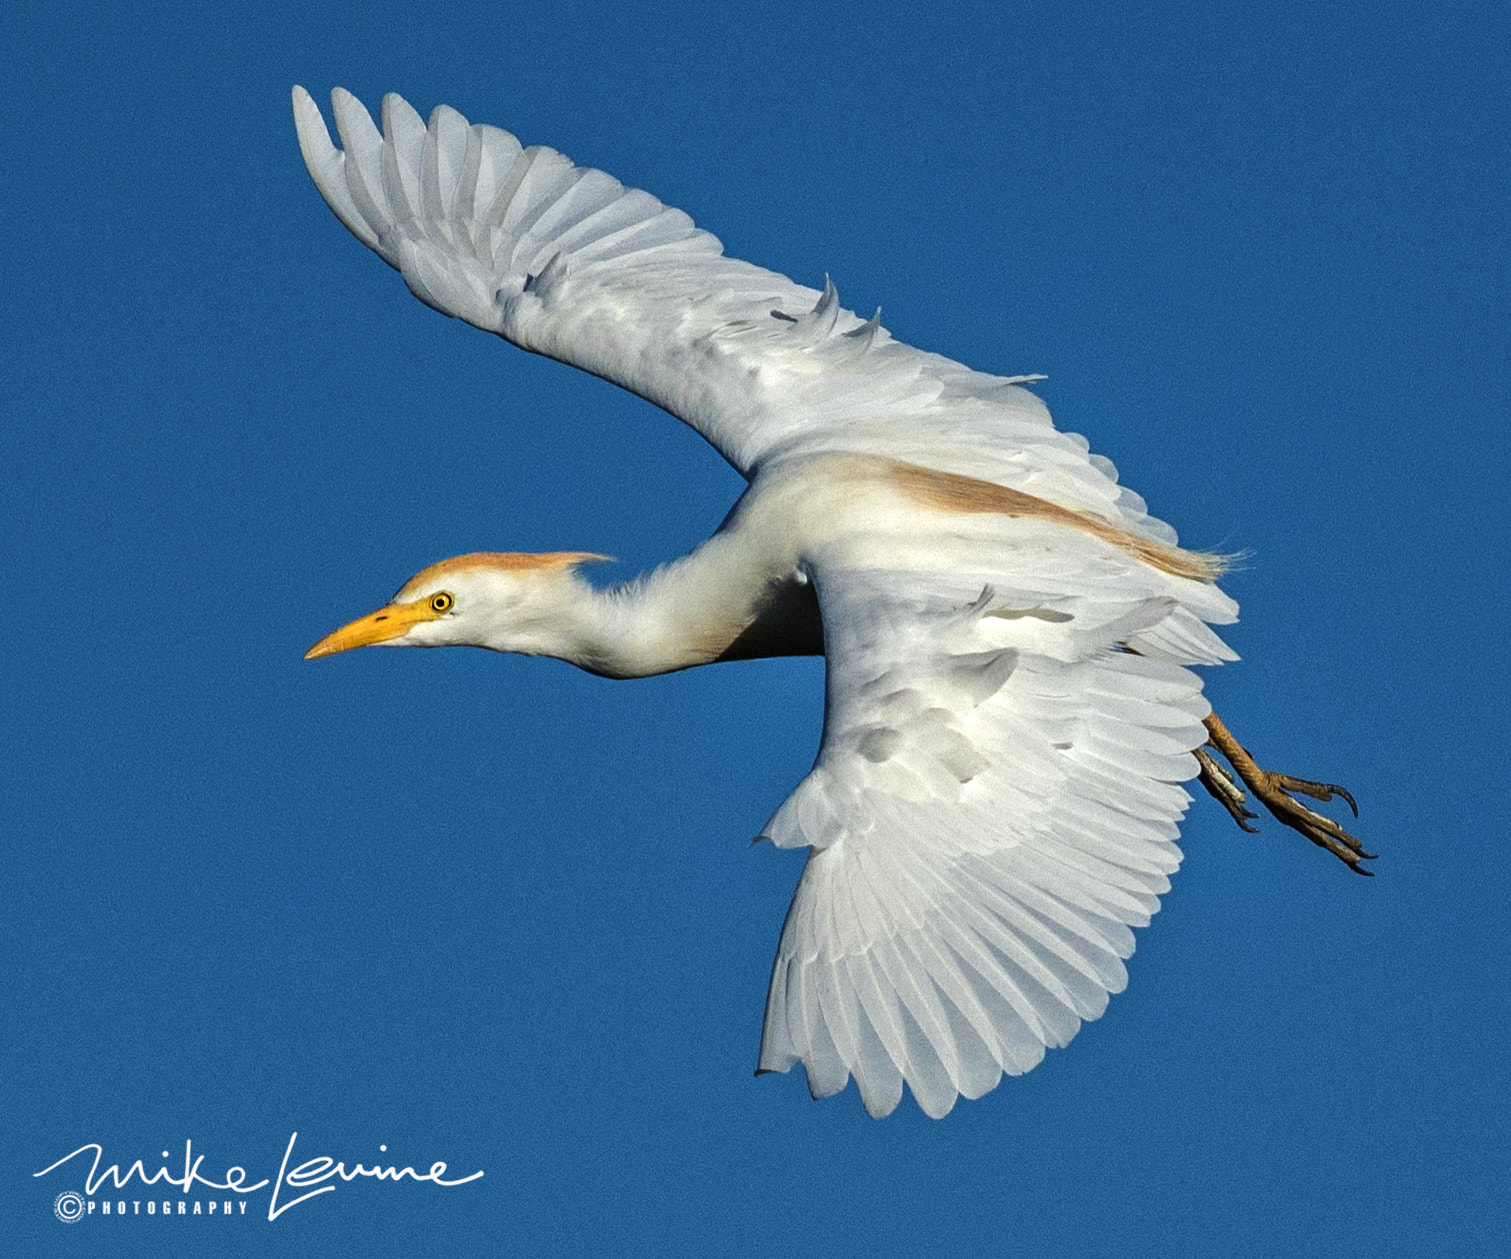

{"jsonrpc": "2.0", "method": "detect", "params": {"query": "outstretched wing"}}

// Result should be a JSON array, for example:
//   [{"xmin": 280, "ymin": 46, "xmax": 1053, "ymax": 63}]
[
  {"xmin": 757, "ymin": 527, "xmax": 1237, "ymax": 1117},
  {"xmin": 292, "ymin": 87, "xmax": 1176, "ymax": 542}
]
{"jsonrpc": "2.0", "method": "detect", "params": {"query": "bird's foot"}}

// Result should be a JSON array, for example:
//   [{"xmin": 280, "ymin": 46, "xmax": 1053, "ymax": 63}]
[{"xmin": 1197, "ymin": 711, "xmax": 1375, "ymax": 875}]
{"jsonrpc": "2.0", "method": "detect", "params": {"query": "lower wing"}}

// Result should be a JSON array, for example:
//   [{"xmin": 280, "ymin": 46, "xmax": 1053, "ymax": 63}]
[{"xmin": 757, "ymin": 540, "xmax": 1236, "ymax": 1117}]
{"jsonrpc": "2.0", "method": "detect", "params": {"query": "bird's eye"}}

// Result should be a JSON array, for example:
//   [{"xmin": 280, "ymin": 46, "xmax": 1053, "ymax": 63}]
[{"xmin": 430, "ymin": 592, "xmax": 454, "ymax": 613}]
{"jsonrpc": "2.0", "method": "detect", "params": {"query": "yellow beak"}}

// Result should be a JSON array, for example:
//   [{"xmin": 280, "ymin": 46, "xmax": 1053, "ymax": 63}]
[{"xmin": 304, "ymin": 600, "xmax": 442, "ymax": 660}]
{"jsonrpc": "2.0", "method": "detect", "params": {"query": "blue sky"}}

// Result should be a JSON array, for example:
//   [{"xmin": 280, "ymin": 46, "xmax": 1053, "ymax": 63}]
[{"xmin": 4, "ymin": 2, "xmax": 1507, "ymax": 1255}]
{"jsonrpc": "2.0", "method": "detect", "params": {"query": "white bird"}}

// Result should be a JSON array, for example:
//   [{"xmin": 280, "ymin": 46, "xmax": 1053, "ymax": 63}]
[{"xmin": 293, "ymin": 88, "xmax": 1371, "ymax": 1119}]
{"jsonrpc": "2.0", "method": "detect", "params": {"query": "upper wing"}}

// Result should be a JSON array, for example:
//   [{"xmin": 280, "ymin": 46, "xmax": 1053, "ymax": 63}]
[
  {"xmin": 756, "ymin": 532, "xmax": 1237, "ymax": 1118},
  {"xmin": 292, "ymin": 88, "xmax": 1177, "ymax": 542}
]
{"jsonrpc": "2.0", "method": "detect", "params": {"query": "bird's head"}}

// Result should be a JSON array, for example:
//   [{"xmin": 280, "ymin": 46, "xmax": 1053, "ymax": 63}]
[{"xmin": 304, "ymin": 551, "xmax": 610, "ymax": 660}]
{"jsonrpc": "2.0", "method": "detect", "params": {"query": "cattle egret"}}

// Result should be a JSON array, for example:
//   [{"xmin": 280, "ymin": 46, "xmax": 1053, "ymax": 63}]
[{"xmin": 294, "ymin": 88, "xmax": 1371, "ymax": 1119}]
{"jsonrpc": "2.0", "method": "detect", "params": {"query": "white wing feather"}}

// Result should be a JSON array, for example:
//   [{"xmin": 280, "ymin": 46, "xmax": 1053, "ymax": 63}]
[
  {"xmin": 292, "ymin": 87, "xmax": 1177, "ymax": 543},
  {"xmin": 757, "ymin": 531, "xmax": 1234, "ymax": 1118}
]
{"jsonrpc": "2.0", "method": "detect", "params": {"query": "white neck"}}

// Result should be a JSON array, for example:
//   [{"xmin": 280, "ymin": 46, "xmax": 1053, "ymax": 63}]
[{"xmin": 484, "ymin": 529, "xmax": 811, "ymax": 679}]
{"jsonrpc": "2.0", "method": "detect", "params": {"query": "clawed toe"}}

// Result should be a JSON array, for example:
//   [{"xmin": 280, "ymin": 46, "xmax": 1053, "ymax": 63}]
[
  {"xmin": 1272, "ymin": 774, "xmax": 1359, "ymax": 818},
  {"xmin": 1198, "ymin": 712, "xmax": 1376, "ymax": 875}
]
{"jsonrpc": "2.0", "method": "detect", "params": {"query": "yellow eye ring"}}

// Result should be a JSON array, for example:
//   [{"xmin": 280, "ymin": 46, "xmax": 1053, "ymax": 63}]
[{"xmin": 430, "ymin": 592, "xmax": 454, "ymax": 613}]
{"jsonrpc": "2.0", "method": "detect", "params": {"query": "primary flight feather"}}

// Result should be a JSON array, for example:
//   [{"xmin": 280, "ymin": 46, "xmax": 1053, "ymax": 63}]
[{"xmin": 294, "ymin": 87, "xmax": 1370, "ymax": 1119}]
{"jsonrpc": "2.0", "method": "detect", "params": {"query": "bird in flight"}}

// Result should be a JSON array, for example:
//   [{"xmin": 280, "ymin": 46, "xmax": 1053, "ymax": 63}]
[{"xmin": 293, "ymin": 88, "xmax": 1371, "ymax": 1118}]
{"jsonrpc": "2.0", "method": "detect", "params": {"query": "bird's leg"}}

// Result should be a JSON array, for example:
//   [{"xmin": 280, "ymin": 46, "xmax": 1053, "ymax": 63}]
[{"xmin": 1196, "ymin": 711, "xmax": 1376, "ymax": 875}]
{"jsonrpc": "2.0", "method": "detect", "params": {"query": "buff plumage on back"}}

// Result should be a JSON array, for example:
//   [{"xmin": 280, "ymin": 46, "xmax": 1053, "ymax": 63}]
[{"xmin": 882, "ymin": 461, "xmax": 1229, "ymax": 582}]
